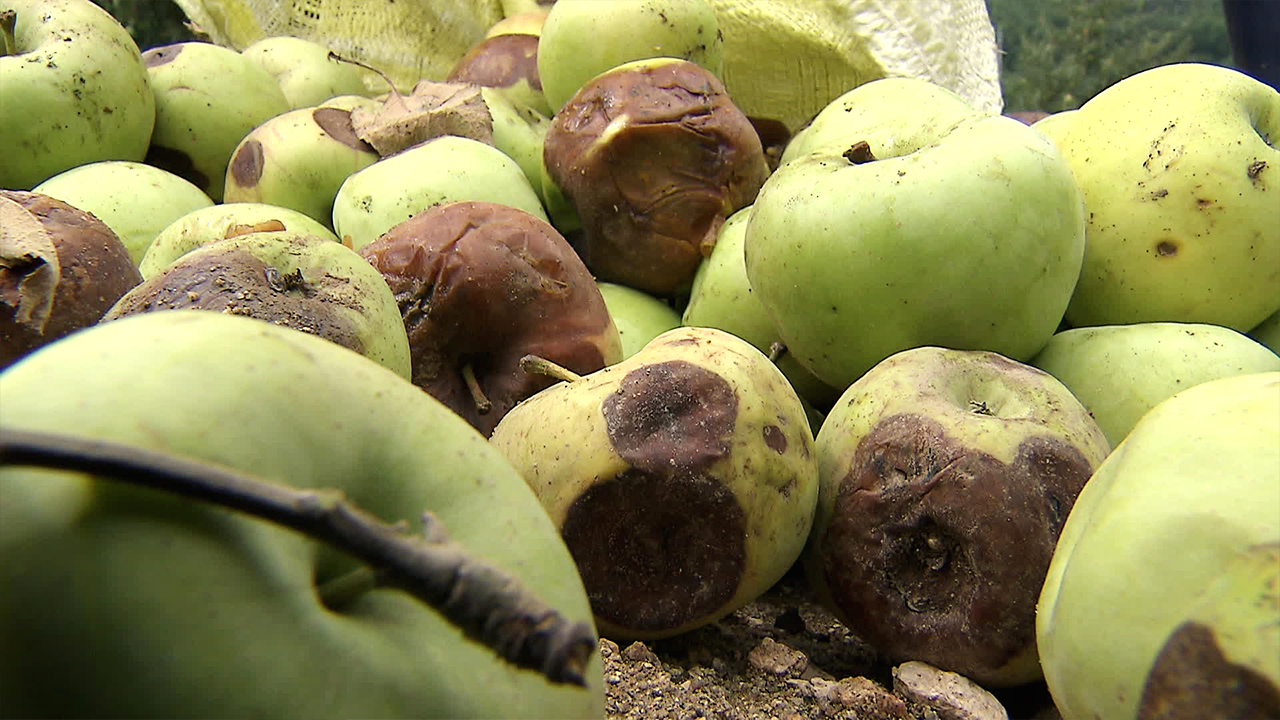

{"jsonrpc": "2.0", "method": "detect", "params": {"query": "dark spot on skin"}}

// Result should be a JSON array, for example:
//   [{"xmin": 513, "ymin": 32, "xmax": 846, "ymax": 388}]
[
  {"xmin": 229, "ymin": 139, "xmax": 264, "ymax": 188},
  {"xmin": 1196, "ymin": 198, "xmax": 1212, "ymax": 208},
  {"xmin": 661, "ymin": 336, "xmax": 701, "ymax": 347},
  {"xmin": 818, "ymin": 413, "xmax": 1096, "ymax": 682},
  {"xmin": 1150, "ymin": 188, "xmax": 1168, "ymax": 200},
  {"xmin": 144, "ymin": 144, "xmax": 208, "ymax": 193},
  {"xmin": 843, "ymin": 140, "xmax": 876, "ymax": 164},
  {"xmin": 1248, "ymin": 160, "xmax": 1267, "ymax": 182},
  {"xmin": 312, "ymin": 107, "xmax": 376, "ymax": 153},
  {"xmin": 603, "ymin": 360, "xmax": 738, "ymax": 471},
  {"xmin": 446, "ymin": 33, "xmax": 543, "ymax": 92},
  {"xmin": 560, "ymin": 467, "xmax": 746, "ymax": 632},
  {"xmin": 763, "ymin": 424, "xmax": 787, "ymax": 454},
  {"xmin": 142, "ymin": 44, "xmax": 182, "ymax": 67},
  {"xmin": 1156, "ymin": 240, "xmax": 1178, "ymax": 257},
  {"xmin": 104, "ymin": 242, "xmax": 364, "ymax": 356},
  {"xmin": 1137, "ymin": 622, "xmax": 1280, "ymax": 719}
]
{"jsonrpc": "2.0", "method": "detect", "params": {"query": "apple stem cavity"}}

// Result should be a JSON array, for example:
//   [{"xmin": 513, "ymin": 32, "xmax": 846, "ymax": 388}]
[
  {"xmin": 462, "ymin": 363, "xmax": 492, "ymax": 415},
  {"xmin": 1, "ymin": 11, "xmax": 17, "ymax": 57},
  {"xmin": 519, "ymin": 354, "xmax": 582, "ymax": 384},
  {"xmin": 842, "ymin": 140, "xmax": 877, "ymax": 164},
  {"xmin": 0, "ymin": 427, "xmax": 598, "ymax": 687}
]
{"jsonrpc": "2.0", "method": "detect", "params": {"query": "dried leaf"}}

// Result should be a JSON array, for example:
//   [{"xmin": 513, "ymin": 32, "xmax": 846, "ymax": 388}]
[
  {"xmin": 351, "ymin": 81, "xmax": 495, "ymax": 157},
  {"xmin": 0, "ymin": 195, "xmax": 61, "ymax": 334}
]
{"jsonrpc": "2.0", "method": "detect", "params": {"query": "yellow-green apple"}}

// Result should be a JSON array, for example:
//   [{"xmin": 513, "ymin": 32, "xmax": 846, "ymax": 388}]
[
  {"xmin": 358, "ymin": 201, "xmax": 621, "ymax": 435},
  {"xmin": 32, "ymin": 160, "xmax": 214, "ymax": 265},
  {"xmin": 142, "ymin": 41, "xmax": 292, "ymax": 202},
  {"xmin": 1043, "ymin": 63, "xmax": 1280, "ymax": 331},
  {"xmin": 806, "ymin": 346, "xmax": 1111, "ymax": 687},
  {"xmin": 0, "ymin": 310, "xmax": 603, "ymax": 718},
  {"xmin": 1031, "ymin": 322, "xmax": 1280, "ymax": 446},
  {"xmin": 543, "ymin": 57, "xmax": 768, "ymax": 297},
  {"xmin": 490, "ymin": 326, "xmax": 818, "ymax": 641},
  {"xmin": 745, "ymin": 83, "xmax": 1086, "ymax": 390},
  {"xmin": 0, "ymin": 0, "xmax": 155, "ymax": 189},
  {"xmin": 0, "ymin": 190, "xmax": 141, "ymax": 369},
  {"xmin": 139, "ymin": 202, "xmax": 340, "ymax": 279},
  {"xmin": 536, "ymin": 0, "xmax": 723, "ymax": 111},
  {"xmin": 332, "ymin": 135, "xmax": 547, "ymax": 251},
  {"xmin": 104, "ymin": 232, "xmax": 412, "ymax": 379},
  {"xmin": 1037, "ymin": 371, "xmax": 1280, "ymax": 720},
  {"xmin": 486, "ymin": 9, "xmax": 548, "ymax": 38},
  {"xmin": 223, "ymin": 104, "xmax": 380, "ymax": 230},
  {"xmin": 682, "ymin": 207, "xmax": 840, "ymax": 410},
  {"xmin": 448, "ymin": 31, "xmax": 551, "ymax": 117},
  {"xmin": 596, "ymin": 282, "xmax": 680, "ymax": 360},
  {"xmin": 241, "ymin": 35, "xmax": 372, "ymax": 109}
]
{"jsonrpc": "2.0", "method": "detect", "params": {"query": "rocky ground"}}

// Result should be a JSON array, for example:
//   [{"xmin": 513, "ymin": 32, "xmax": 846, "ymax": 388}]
[{"xmin": 596, "ymin": 566, "xmax": 1065, "ymax": 720}]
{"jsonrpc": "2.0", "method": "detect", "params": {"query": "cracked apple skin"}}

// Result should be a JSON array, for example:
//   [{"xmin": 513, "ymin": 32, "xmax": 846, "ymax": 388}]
[
  {"xmin": 543, "ymin": 57, "xmax": 769, "ymax": 298},
  {"xmin": 805, "ymin": 346, "xmax": 1111, "ymax": 687}
]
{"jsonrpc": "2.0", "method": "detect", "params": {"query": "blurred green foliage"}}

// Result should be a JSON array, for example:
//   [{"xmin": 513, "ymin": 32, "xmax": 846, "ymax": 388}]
[
  {"xmin": 988, "ymin": 0, "xmax": 1233, "ymax": 111},
  {"xmin": 95, "ymin": 0, "xmax": 1232, "ymax": 112}
]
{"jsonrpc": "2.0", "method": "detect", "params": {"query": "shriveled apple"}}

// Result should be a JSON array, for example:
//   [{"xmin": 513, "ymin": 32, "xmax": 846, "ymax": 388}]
[
  {"xmin": 358, "ymin": 201, "xmax": 622, "ymax": 436},
  {"xmin": 1, "ymin": 190, "xmax": 141, "ymax": 369}
]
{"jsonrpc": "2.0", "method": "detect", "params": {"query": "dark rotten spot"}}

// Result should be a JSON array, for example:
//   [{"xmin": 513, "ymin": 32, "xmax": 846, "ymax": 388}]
[
  {"xmin": 313, "ymin": 107, "xmax": 376, "ymax": 153},
  {"xmin": 763, "ymin": 424, "xmax": 787, "ymax": 454},
  {"xmin": 229, "ymin": 139, "xmax": 264, "ymax": 187},
  {"xmin": 142, "ymin": 44, "xmax": 182, "ymax": 67},
  {"xmin": 603, "ymin": 360, "xmax": 738, "ymax": 471},
  {"xmin": 1137, "ymin": 621, "xmax": 1280, "ymax": 719}
]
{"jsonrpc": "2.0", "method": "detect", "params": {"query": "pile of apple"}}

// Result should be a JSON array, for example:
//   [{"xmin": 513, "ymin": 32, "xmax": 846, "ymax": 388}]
[{"xmin": 2, "ymin": 0, "xmax": 1278, "ymax": 718}]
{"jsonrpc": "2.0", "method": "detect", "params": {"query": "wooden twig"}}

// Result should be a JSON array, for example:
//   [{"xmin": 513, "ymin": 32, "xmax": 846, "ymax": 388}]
[{"xmin": 0, "ymin": 427, "xmax": 596, "ymax": 687}]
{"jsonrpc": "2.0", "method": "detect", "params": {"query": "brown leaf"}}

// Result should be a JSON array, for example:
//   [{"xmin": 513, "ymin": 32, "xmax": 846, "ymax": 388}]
[
  {"xmin": 350, "ymin": 81, "xmax": 495, "ymax": 157},
  {"xmin": 0, "ymin": 195, "xmax": 61, "ymax": 334}
]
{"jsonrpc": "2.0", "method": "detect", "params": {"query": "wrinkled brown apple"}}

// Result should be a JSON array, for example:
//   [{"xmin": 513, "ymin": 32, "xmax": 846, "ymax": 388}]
[
  {"xmin": 1, "ymin": 190, "xmax": 141, "ymax": 369},
  {"xmin": 543, "ymin": 57, "xmax": 770, "ymax": 297},
  {"xmin": 358, "ymin": 200, "xmax": 623, "ymax": 436}
]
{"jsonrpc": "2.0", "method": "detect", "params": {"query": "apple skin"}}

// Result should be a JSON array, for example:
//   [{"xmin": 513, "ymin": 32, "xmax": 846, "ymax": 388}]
[
  {"xmin": 241, "ymin": 36, "xmax": 372, "ymax": 109},
  {"xmin": 1044, "ymin": 63, "xmax": 1280, "ymax": 331},
  {"xmin": 1031, "ymin": 322, "xmax": 1280, "ymax": 447},
  {"xmin": 1250, "ymin": 309, "xmax": 1280, "ymax": 355},
  {"xmin": 139, "ymin": 202, "xmax": 340, "ymax": 279},
  {"xmin": 806, "ymin": 346, "xmax": 1111, "ymax": 687},
  {"xmin": 0, "ymin": 0, "xmax": 155, "ymax": 190},
  {"xmin": 745, "ymin": 111, "xmax": 1087, "ymax": 391},
  {"xmin": 490, "ymin": 327, "xmax": 818, "ymax": 641},
  {"xmin": 536, "ymin": 0, "xmax": 724, "ymax": 112},
  {"xmin": 142, "ymin": 41, "xmax": 293, "ymax": 202},
  {"xmin": 0, "ymin": 310, "xmax": 603, "ymax": 718},
  {"xmin": 332, "ymin": 135, "xmax": 548, "ymax": 251},
  {"xmin": 1037, "ymin": 371, "xmax": 1280, "ymax": 720},
  {"xmin": 596, "ymin": 282, "xmax": 681, "ymax": 360},
  {"xmin": 682, "ymin": 206, "xmax": 840, "ymax": 410},
  {"xmin": 32, "ymin": 160, "xmax": 214, "ymax": 265}
]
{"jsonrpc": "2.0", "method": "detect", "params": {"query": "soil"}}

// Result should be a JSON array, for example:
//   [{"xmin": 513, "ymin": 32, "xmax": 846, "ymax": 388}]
[{"xmin": 596, "ymin": 564, "xmax": 1066, "ymax": 720}]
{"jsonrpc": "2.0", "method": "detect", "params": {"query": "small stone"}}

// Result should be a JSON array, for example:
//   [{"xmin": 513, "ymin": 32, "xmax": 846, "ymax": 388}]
[
  {"xmin": 892, "ymin": 661, "xmax": 1010, "ymax": 720},
  {"xmin": 599, "ymin": 638, "xmax": 620, "ymax": 658},
  {"xmin": 748, "ymin": 637, "xmax": 809, "ymax": 677},
  {"xmin": 812, "ymin": 676, "xmax": 912, "ymax": 719},
  {"xmin": 623, "ymin": 640, "xmax": 660, "ymax": 664}
]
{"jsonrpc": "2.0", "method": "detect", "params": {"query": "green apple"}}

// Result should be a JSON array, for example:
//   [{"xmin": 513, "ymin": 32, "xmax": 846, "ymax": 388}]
[
  {"xmin": 1250, "ymin": 309, "xmax": 1280, "ymax": 355},
  {"xmin": 139, "ymin": 202, "xmax": 340, "ymax": 279},
  {"xmin": 448, "ymin": 31, "xmax": 551, "ymax": 117},
  {"xmin": 486, "ymin": 9, "xmax": 548, "ymax": 38},
  {"xmin": 779, "ymin": 77, "xmax": 984, "ymax": 166},
  {"xmin": 1045, "ymin": 63, "xmax": 1280, "ymax": 331},
  {"xmin": 0, "ymin": 190, "xmax": 141, "ymax": 369},
  {"xmin": 143, "ymin": 41, "xmax": 292, "ymax": 202},
  {"xmin": 0, "ymin": 0, "xmax": 155, "ymax": 190},
  {"xmin": 1037, "ymin": 371, "xmax": 1280, "ymax": 720},
  {"xmin": 806, "ymin": 346, "xmax": 1111, "ymax": 687},
  {"xmin": 596, "ymin": 282, "xmax": 680, "ymax": 360},
  {"xmin": 332, "ymin": 135, "xmax": 547, "ymax": 251},
  {"xmin": 490, "ymin": 326, "xmax": 818, "ymax": 641},
  {"xmin": 746, "ymin": 102, "xmax": 1086, "ymax": 390},
  {"xmin": 1031, "ymin": 322, "xmax": 1280, "ymax": 447},
  {"xmin": 1030, "ymin": 109, "xmax": 1077, "ymax": 138},
  {"xmin": 223, "ymin": 104, "xmax": 380, "ymax": 230},
  {"xmin": 33, "ymin": 160, "xmax": 214, "ymax": 265},
  {"xmin": 241, "ymin": 35, "xmax": 372, "ymax": 109},
  {"xmin": 0, "ymin": 310, "xmax": 604, "ymax": 717},
  {"xmin": 105, "ymin": 232, "xmax": 413, "ymax": 380},
  {"xmin": 682, "ymin": 207, "xmax": 840, "ymax": 410},
  {"xmin": 536, "ymin": 0, "xmax": 724, "ymax": 111}
]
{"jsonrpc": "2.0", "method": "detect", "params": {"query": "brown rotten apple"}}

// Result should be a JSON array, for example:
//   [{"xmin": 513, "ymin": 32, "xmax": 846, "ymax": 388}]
[
  {"xmin": 1, "ymin": 190, "xmax": 141, "ymax": 369},
  {"xmin": 358, "ymin": 201, "xmax": 623, "ymax": 436},
  {"xmin": 543, "ymin": 57, "xmax": 770, "ymax": 297}
]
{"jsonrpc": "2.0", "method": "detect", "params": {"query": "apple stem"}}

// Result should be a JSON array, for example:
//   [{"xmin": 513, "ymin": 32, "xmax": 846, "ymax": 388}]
[
  {"xmin": 1, "ymin": 11, "xmax": 17, "ymax": 57},
  {"xmin": 328, "ymin": 50, "xmax": 397, "ymax": 96},
  {"xmin": 767, "ymin": 341, "xmax": 787, "ymax": 364},
  {"xmin": 461, "ymin": 363, "xmax": 492, "ymax": 415},
  {"xmin": 0, "ymin": 427, "xmax": 597, "ymax": 687},
  {"xmin": 519, "ymin": 354, "xmax": 582, "ymax": 384}
]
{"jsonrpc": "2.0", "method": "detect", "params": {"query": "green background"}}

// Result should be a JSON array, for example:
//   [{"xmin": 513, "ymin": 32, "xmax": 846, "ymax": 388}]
[{"xmin": 91, "ymin": 0, "xmax": 1233, "ymax": 113}]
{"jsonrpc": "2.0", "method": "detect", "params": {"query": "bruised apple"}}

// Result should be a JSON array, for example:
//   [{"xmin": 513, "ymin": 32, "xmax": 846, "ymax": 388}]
[{"xmin": 359, "ymin": 201, "xmax": 622, "ymax": 435}]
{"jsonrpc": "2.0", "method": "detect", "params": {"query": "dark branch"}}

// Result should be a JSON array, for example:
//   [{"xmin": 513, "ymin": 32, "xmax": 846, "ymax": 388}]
[{"xmin": 0, "ymin": 427, "xmax": 597, "ymax": 687}]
